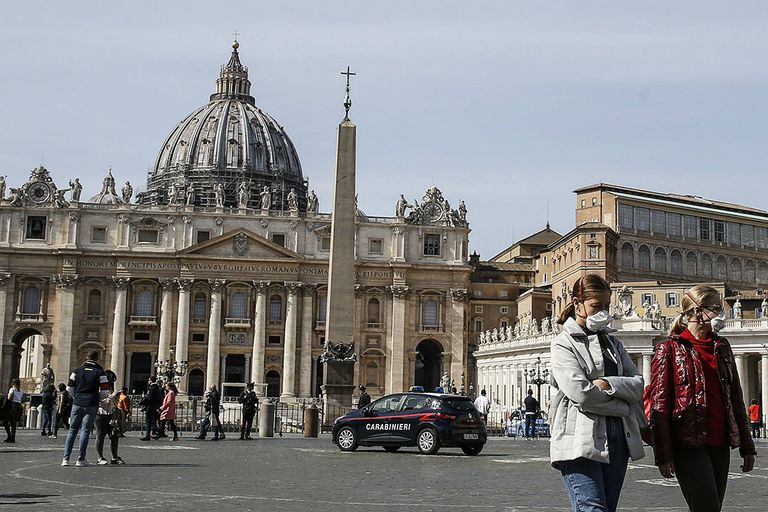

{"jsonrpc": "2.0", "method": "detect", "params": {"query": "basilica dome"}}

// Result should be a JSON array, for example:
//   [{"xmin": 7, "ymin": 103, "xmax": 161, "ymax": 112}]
[{"xmin": 142, "ymin": 41, "xmax": 306, "ymax": 210}]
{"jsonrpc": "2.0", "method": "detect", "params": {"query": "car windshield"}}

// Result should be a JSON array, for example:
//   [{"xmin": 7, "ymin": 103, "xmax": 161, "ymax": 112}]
[{"xmin": 442, "ymin": 398, "xmax": 476, "ymax": 411}]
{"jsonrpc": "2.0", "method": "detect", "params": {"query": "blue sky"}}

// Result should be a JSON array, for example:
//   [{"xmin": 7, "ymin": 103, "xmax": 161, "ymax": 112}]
[{"xmin": 1, "ymin": 1, "xmax": 766, "ymax": 256}]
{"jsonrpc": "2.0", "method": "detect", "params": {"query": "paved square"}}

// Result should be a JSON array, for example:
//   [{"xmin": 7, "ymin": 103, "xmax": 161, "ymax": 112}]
[{"xmin": 1, "ymin": 431, "xmax": 766, "ymax": 511}]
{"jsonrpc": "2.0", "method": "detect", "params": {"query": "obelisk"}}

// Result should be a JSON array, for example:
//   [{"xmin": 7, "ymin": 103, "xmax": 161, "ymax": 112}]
[{"xmin": 321, "ymin": 67, "xmax": 358, "ymax": 410}]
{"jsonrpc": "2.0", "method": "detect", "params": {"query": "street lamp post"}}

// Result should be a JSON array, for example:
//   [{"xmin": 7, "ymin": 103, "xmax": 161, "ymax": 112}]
[
  {"xmin": 526, "ymin": 357, "xmax": 549, "ymax": 404},
  {"xmin": 154, "ymin": 348, "xmax": 188, "ymax": 386}
]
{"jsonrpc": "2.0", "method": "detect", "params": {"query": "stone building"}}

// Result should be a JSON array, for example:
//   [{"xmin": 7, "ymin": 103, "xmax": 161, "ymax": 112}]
[{"xmin": 0, "ymin": 42, "xmax": 471, "ymax": 399}]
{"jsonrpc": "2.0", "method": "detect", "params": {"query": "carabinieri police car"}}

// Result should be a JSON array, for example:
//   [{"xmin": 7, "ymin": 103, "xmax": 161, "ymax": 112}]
[{"xmin": 332, "ymin": 392, "xmax": 487, "ymax": 455}]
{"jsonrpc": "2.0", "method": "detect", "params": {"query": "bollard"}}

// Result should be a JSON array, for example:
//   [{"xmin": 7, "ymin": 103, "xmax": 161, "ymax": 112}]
[
  {"xmin": 27, "ymin": 404, "xmax": 41, "ymax": 429},
  {"xmin": 258, "ymin": 400, "xmax": 275, "ymax": 438},
  {"xmin": 303, "ymin": 402, "xmax": 319, "ymax": 438}
]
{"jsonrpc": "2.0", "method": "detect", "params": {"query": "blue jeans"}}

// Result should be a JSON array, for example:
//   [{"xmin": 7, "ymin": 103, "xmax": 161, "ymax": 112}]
[
  {"xmin": 558, "ymin": 417, "xmax": 629, "ymax": 512},
  {"xmin": 525, "ymin": 414, "xmax": 537, "ymax": 437},
  {"xmin": 63, "ymin": 404, "xmax": 98, "ymax": 462},
  {"xmin": 41, "ymin": 407, "xmax": 53, "ymax": 433}
]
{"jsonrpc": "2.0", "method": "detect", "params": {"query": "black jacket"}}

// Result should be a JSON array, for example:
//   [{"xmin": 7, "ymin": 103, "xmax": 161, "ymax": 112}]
[
  {"xmin": 68, "ymin": 360, "xmax": 108, "ymax": 407},
  {"xmin": 358, "ymin": 391, "xmax": 371, "ymax": 409},
  {"xmin": 42, "ymin": 388, "xmax": 55, "ymax": 409},
  {"xmin": 524, "ymin": 395, "xmax": 539, "ymax": 414},
  {"xmin": 141, "ymin": 383, "xmax": 162, "ymax": 410},
  {"xmin": 239, "ymin": 390, "xmax": 259, "ymax": 412},
  {"xmin": 205, "ymin": 389, "xmax": 221, "ymax": 414}
]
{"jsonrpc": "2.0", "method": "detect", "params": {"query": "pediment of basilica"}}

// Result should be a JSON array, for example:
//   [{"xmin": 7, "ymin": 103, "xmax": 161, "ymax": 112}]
[{"xmin": 178, "ymin": 228, "xmax": 301, "ymax": 261}]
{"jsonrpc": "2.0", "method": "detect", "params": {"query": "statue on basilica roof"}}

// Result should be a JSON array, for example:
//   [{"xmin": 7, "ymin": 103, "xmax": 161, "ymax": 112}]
[
  {"xmin": 0, "ymin": 176, "xmax": 6, "ymax": 201},
  {"xmin": 307, "ymin": 189, "xmax": 319, "ymax": 214},
  {"xmin": 287, "ymin": 188, "xmax": 299, "ymax": 212},
  {"xmin": 122, "ymin": 181, "xmax": 133, "ymax": 204},
  {"xmin": 260, "ymin": 186, "xmax": 271, "ymax": 211},
  {"xmin": 69, "ymin": 178, "xmax": 82, "ymax": 202}
]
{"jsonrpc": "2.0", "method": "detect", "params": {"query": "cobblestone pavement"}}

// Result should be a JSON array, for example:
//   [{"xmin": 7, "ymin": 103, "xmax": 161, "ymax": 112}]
[{"xmin": 1, "ymin": 431, "xmax": 767, "ymax": 511}]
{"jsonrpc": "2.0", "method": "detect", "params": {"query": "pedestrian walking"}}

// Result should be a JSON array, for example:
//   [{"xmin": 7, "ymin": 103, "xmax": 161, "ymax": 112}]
[
  {"xmin": 523, "ymin": 389, "xmax": 539, "ymax": 439},
  {"xmin": 357, "ymin": 385, "xmax": 371, "ymax": 409},
  {"xmin": 473, "ymin": 389, "xmax": 491, "ymax": 423},
  {"xmin": 95, "ymin": 370, "xmax": 124, "ymax": 465},
  {"xmin": 139, "ymin": 375, "xmax": 162, "ymax": 441},
  {"xmin": 41, "ymin": 383, "xmax": 56, "ymax": 437},
  {"xmin": 550, "ymin": 274, "xmax": 646, "ymax": 512},
  {"xmin": 61, "ymin": 350, "xmax": 110, "ymax": 467},
  {"xmin": 159, "ymin": 382, "xmax": 179, "ymax": 441},
  {"xmin": 238, "ymin": 382, "xmax": 258, "ymax": 440},
  {"xmin": 196, "ymin": 384, "xmax": 222, "ymax": 440},
  {"xmin": 748, "ymin": 399, "xmax": 761, "ymax": 439},
  {"xmin": 114, "ymin": 387, "xmax": 131, "ymax": 437},
  {"xmin": 3, "ymin": 378, "xmax": 23, "ymax": 443},
  {"xmin": 647, "ymin": 285, "xmax": 756, "ymax": 512},
  {"xmin": 52, "ymin": 382, "xmax": 72, "ymax": 439}
]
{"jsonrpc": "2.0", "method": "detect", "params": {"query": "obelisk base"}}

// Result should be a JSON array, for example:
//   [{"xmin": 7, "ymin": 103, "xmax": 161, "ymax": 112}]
[{"xmin": 321, "ymin": 359, "xmax": 355, "ymax": 417}]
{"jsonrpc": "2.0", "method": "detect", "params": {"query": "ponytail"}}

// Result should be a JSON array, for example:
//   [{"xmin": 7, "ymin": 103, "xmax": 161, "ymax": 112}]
[
  {"xmin": 557, "ymin": 301, "xmax": 575, "ymax": 325},
  {"xmin": 668, "ymin": 313, "xmax": 687, "ymax": 336}
]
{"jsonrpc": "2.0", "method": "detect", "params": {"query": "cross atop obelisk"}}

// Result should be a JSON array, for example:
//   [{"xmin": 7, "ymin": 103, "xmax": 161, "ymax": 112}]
[{"xmin": 341, "ymin": 66, "xmax": 356, "ymax": 120}]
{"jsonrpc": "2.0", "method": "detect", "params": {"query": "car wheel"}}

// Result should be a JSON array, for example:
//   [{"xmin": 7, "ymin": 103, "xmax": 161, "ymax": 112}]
[
  {"xmin": 416, "ymin": 428, "xmax": 441, "ymax": 455},
  {"xmin": 336, "ymin": 427, "xmax": 358, "ymax": 452},
  {"xmin": 383, "ymin": 445, "xmax": 400, "ymax": 453},
  {"xmin": 460, "ymin": 444, "xmax": 483, "ymax": 456}
]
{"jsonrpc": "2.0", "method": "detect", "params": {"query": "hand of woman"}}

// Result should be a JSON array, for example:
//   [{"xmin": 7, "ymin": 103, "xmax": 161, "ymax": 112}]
[
  {"xmin": 741, "ymin": 455, "xmax": 755, "ymax": 473},
  {"xmin": 591, "ymin": 379, "xmax": 611, "ymax": 391},
  {"xmin": 658, "ymin": 462, "xmax": 675, "ymax": 478}
]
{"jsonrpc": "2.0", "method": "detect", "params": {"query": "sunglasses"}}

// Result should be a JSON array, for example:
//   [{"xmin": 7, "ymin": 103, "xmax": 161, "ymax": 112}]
[{"xmin": 703, "ymin": 304, "xmax": 723, "ymax": 314}]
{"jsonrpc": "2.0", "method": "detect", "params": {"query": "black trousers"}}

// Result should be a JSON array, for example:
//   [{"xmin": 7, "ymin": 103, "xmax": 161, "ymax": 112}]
[
  {"xmin": 241, "ymin": 409, "xmax": 256, "ymax": 435},
  {"xmin": 673, "ymin": 444, "xmax": 730, "ymax": 512},
  {"xmin": 95, "ymin": 414, "xmax": 119, "ymax": 461},
  {"xmin": 3, "ymin": 403, "xmax": 21, "ymax": 440},
  {"xmin": 54, "ymin": 408, "xmax": 71, "ymax": 436}
]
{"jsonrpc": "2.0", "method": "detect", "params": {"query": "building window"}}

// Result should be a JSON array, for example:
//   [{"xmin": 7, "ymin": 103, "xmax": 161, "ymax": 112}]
[
  {"xmin": 742, "ymin": 225, "xmax": 755, "ymax": 248},
  {"xmin": 699, "ymin": 218, "xmax": 711, "ymax": 241},
  {"xmin": 268, "ymin": 295, "xmax": 282, "ymax": 323},
  {"xmin": 135, "ymin": 289, "xmax": 154, "ymax": 316},
  {"xmin": 423, "ymin": 234, "xmax": 441, "ymax": 256},
  {"xmin": 714, "ymin": 220, "xmax": 726, "ymax": 243},
  {"xmin": 498, "ymin": 290, "xmax": 509, "ymax": 299},
  {"xmin": 229, "ymin": 292, "xmax": 248, "ymax": 318},
  {"xmin": 368, "ymin": 239, "xmax": 383, "ymax": 255},
  {"xmin": 728, "ymin": 223, "xmax": 741, "ymax": 245},
  {"xmin": 638, "ymin": 245, "xmax": 651, "ymax": 271},
  {"xmin": 618, "ymin": 204, "xmax": 633, "ymax": 230},
  {"xmin": 759, "ymin": 261, "xmax": 768, "ymax": 284},
  {"xmin": 641, "ymin": 293, "xmax": 655, "ymax": 306},
  {"xmin": 138, "ymin": 229, "xmax": 159, "ymax": 244},
  {"xmin": 474, "ymin": 318, "xmax": 483, "ymax": 332},
  {"xmin": 474, "ymin": 305, "xmax": 484, "ymax": 314},
  {"xmin": 319, "ymin": 237, "xmax": 331, "ymax": 251},
  {"xmin": 196, "ymin": 231, "xmax": 210, "ymax": 244},
  {"xmin": 621, "ymin": 243, "xmax": 634, "ymax": 269},
  {"xmin": 588, "ymin": 246, "xmax": 599, "ymax": 260},
  {"xmin": 134, "ymin": 332, "xmax": 151, "ymax": 342},
  {"xmin": 701, "ymin": 254, "xmax": 713, "ymax": 278},
  {"xmin": 91, "ymin": 227, "xmax": 107, "ymax": 243},
  {"xmin": 26, "ymin": 216, "xmax": 47, "ymax": 240},
  {"xmin": 683, "ymin": 215, "xmax": 698, "ymax": 239},
  {"xmin": 651, "ymin": 210, "xmax": 666, "ymax": 234},
  {"xmin": 634, "ymin": 208, "xmax": 650, "ymax": 232},
  {"xmin": 422, "ymin": 299, "xmax": 439, "ymax": 328},
  {"xmin": 666, "ymin": 292, "xmax": 679, "ymax": 307},
  {"xmin": 500, "ymin": 306, "xmax": 509, "ymax": 314},
  {"xmin": 654, "ymin": 248, "xmax": 667, "ymax": 272},
  {"xmin": 543, "ymin": 273, "xmax": 547, "ymax": 284},
  {"xmin": 87, "ymin": 290, "xmax": 101, "ymax": 319},
  {"xmin": 581, "ymin": 199, "xmax": 586, "ymax": 208},
  {"xmin": 268, "ymin": 335, "xmax": 281, "ymax": 345},
  {"xmin": 745, "ymin": 260, "xmax": 756, "ymax": 283},
  {"xmin": 473, "ymin": 290, "xmax": 482, "ymax": 297},
  {"xmin": 715, "ymin": 256, "xmax": 727, "ymax": 280},
  {"xmin": 317, "ymin": 295, "xmax": 327, "ymax": 323},
  {"xmin": 191, "ymin": 332, "xmax": 206, "ymax": 343},
  {"xmin": 193, "ymin": 293, "xmax": 207, "ymax": 322},
  {"xmin": 592, "ymin": 197, "xmax": 597, "ymax": 206},
  {"xmin": 271, "ymin": 233, "xmax": 286, "ymax": 247},
  {"xmin": 731, "ymin": 258, "xmax": 742, "ymax": 282},
  {"xmin": 670, "ymin": 250, "xmax": 683, "ymax": 275},
  {"xmin": 757, "ymin": 228, "xmax": 768, "ymax": 249},
  {"xmin": 543, "ymin": 256, "xmax": 548, "ymax": 265},
  {"xmin": 22, "ymin": 287, "xmax": 40, "ymax": 314},
  {"xmin": 366, "ymin": 298, "xmax": 380, "ymax": 326},
  {"xmin": 685, "ymin": 252, "xmax": 698, "ymax": 276},
  {"xmin": 667, "ymin": 213, "xmax": 681, "ymax": 237}
]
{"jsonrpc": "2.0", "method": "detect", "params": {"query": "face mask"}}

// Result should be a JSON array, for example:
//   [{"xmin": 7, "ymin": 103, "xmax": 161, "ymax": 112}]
[
  {"xmin": 709, "ymin": 311, "xmax": 726, "ymax": 333},
  {"xmin": 586, "ymin": 309, "xmax": 612, "ymax": 332}
]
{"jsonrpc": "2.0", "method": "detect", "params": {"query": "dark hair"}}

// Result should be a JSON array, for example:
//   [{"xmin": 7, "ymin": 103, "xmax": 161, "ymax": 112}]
[
  {"xmin": 480, "ymin": 389, "xmax": 486, "ymax": 395},
  {"xmin": 166, "ymin": 382, "xmax": 178, "ymax": 394},
  {"xmin": 121, "ymin": 387, "xmax": 128, "ymax": 394},
  {"xmin": 58, "ymin": 383, "xmax": 67, "ymax": 391},
  {"xmin": 11, "ymin": 378, "xmax": 20, "ymax": 387},
  {"xmin": 149, "ymin": 375, "xmax": 157, "ymax": 383},
  {"xmin": 557, "ymin": 274, "xmax": 612, "ymax": 325},
  {"xmin": 359, "ymin": 385, "xmax": 366, "ymax": 391},
  {"xmin": 527, "ymin": 389, "xmax": 533, "ymax": 395},
  {"xmin": 86, "ymin": 350, "xmax": 100, "ymax": 361}
]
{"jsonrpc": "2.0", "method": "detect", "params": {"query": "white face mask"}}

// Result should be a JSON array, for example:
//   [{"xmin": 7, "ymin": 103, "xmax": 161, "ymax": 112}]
[
  {"xmin": 709, "ymin": 311, "xmax": 726, "ymax": 333},
  {"xmin": 586, "ymin": 309, "xmax": 612, "ymax": 332}
]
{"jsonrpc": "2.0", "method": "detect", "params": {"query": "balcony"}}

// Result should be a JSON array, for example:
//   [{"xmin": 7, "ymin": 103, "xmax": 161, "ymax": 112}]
[
  {"xmin": 364, "ymin": 322, "xmax": 383, "ymax": 331},
  {"xmin": 85, "ymin": 314, "xmax": 101, "ymax": 322},
  {"xmin": 15, "ymin": 313, "xmax": 44, "ymax": 323},
  {"xmin": 314, "ymin": 320, "xmax": 325, "ymax": 331},
  {"xmin": 129, "ymin": 315, "xmax": 157, "ymax": 327},
  {"xmin": 224, "ymin": 317, "xmax": 251, "ymax": 330},
  {"xmin": 191, "ymin": 317, "xmax": 207, "ymax": 324},
  {"xmin": 418, "ymin": 323, "xmax": 442, "ymax": 333}
]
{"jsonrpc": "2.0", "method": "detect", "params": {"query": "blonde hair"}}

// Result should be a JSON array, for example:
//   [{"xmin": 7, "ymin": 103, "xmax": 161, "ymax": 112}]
[
  {"xmin": 668, "ymin": 284, "xmax": 721, "ymax": 336},
  {"xmin": 557, "ymin": 274, "xmax": 611, "ymax": 325}
]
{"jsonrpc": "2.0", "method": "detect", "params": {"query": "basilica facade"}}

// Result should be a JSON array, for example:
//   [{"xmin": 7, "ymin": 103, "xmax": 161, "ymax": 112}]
[{"xmin": 0, "ymin": 42, "xmax": 471, "ymax": 400}]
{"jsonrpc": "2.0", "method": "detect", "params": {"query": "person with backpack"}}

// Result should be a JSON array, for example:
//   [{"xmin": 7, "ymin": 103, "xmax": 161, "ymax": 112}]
[
  {"xmin": 646, "ymin": 285, "xmax": 755, "ymax": 512},
  {"xmin": 549, "ymin": 274, "xmax": 646, "ymax": 512},
  {"xmin": 52, "ymin": 383, "xmax": 72, "ymax": 439},
  {"xmin": 3, "ymin": 378, "xmax": 23, "ymax": 443}
]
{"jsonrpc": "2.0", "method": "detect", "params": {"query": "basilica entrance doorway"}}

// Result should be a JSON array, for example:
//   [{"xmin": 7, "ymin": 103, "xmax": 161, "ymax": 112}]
[
  {"xmin": 188, "ymin": 368, "xmax": 205, "ymax": 397},
  {"xmin": 129, "ymin": 353, "xmax": 152, "ymax": 394},
  {"xmin": 414, "ymin": 339, "xmax": 443, "ymax": 392},
  {"xmin": 6, "ymin": 328, "xmax": 46, "ymax": 392},
  {"xmin": 265, "ymin": 370, "xmax": 280, "ymax": 397}
]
